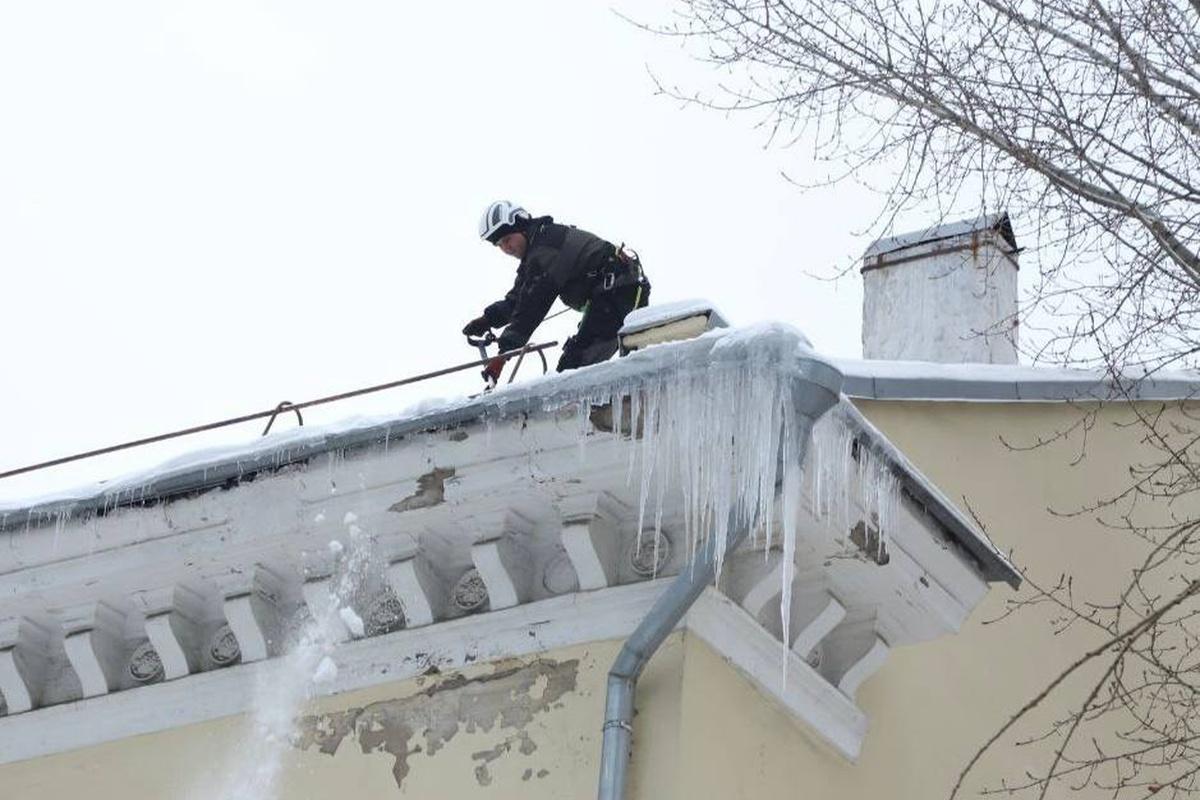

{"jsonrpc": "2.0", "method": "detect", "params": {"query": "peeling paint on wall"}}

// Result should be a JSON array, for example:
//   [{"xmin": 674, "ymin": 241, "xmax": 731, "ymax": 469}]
[
  {"xmin": 388, "ymin": 467, "xmax": 455, "ymax": 513},
  {"xmin": 471, "ymin": 730, "xmax": 536, "ymax": 786},
  {"xmin": 294, "ymin": 658, "xmax": 578, "ymax": 788},
  {"xmin": 849, "ymin": 519, "xmax": 890, "ymax": 565}
]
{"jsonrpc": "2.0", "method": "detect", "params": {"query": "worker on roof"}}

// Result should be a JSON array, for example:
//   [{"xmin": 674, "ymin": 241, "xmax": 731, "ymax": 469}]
[{"xmin": 463, "ymin": 200, "xmax": 651, "ymax": 383}]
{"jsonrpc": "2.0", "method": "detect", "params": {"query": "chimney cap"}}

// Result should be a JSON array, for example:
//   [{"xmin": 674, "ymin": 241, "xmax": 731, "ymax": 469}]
[{"xmin": 863, "ymin": 212, "xmax": 1017, "ymax": 262}]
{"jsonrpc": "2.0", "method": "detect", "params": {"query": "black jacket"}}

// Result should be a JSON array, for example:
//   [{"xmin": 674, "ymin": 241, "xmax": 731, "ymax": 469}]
[{"xmin": 483, "ymin": 217, "xmax": 615, "ymax": 352}]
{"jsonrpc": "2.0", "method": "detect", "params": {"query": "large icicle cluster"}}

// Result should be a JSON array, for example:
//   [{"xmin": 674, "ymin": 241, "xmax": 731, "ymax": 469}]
[
  {"xmin": 545, "ymin": 324, "xmax": 903, "ymax": 675},
  {"xmin": 573, "ymin": 326, "xmax": 815, "ymax": 582}
]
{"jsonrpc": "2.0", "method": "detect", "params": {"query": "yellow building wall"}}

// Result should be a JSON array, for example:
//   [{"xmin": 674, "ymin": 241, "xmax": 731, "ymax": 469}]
[
  {"xmin": 672, "ymin": 399, "xmax": 1197, "ymax": 799},
  {"xmin": 0, "ymin": 637, "xmax": 685, "ymax": 799}
]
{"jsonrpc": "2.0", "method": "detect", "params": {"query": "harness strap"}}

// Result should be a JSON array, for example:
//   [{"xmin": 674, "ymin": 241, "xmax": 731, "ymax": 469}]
[{"xmin": 594, "ymin": 243, "xmax": 645, "ymax": 292}]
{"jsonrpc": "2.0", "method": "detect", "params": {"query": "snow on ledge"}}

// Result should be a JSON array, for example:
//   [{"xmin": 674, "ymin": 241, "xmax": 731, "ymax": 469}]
[{"xmin": 619, "ymin": 298, "xmax": 729, "ymax": 335}]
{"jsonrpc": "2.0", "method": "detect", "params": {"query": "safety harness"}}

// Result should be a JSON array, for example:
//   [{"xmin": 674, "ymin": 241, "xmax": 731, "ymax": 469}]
[
  {"xmin": 594, "ymin": 243, "xmax": 646, "ymax": 293},
  {"xmin": 576, "ymin": 244, "xmax": 649, "ymax": 326}
]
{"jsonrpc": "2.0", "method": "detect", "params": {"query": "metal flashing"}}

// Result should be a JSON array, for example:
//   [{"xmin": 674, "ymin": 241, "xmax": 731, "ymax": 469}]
[
  {"xmin": 838, "ymin": 361, "xmax": 1200, "ymax": 403},
  {"xmin": 859, "ymin": 239, "xmax": 1021, "ymax": 274},
  {"xmin": 862, "ymin": 212, "xmax": 1017, "ymax": 261}
]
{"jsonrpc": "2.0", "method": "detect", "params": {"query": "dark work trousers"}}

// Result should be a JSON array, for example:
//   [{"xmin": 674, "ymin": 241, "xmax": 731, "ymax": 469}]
[{"xmin": 556, "ymin": 282, "xmax": 651, "ymax": 371}]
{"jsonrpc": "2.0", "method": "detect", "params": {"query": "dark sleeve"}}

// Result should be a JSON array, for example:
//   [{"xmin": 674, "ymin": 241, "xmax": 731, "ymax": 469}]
[
  {"xmin": 483, "ymin": 294, "xmax": 516, "ymax": 328},
  {"xmin": 496, "ymin": 263, "xmax": 558, "ymax": 352}
]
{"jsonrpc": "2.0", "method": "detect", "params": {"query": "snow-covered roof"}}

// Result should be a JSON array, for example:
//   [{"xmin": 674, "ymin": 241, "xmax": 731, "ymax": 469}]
[
  {"xmin": 862, "ymin": 213, "xmax": 1017, "ymax": 260},
  {"xmin": 837, "ymin": 358, "xmax": 1200, "ymax": 402},
  {"xmin": 0, "ymin": 323, "xmax": 1018, "ymax": 588},
  {"xmin": 0, "ymin": 324, "xmax": 808, "ymax": 521}
]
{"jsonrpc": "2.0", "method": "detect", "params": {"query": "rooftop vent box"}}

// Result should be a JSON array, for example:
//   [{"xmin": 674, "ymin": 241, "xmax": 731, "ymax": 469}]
[{"xmin": 618, "ymin": 299, "xmax": 729, "ymax": 355}]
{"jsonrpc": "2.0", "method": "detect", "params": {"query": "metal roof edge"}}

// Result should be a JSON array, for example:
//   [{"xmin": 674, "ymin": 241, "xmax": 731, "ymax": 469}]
[{"xmin": 837, "ymin": 362, "xmax": 1200, "ymax": 403}]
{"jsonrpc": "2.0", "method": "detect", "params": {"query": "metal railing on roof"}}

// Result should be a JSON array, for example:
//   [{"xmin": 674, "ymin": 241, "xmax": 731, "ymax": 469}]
[{"xmin": 0, "ymin": 340, "xmax": 558, "ymax": 482}]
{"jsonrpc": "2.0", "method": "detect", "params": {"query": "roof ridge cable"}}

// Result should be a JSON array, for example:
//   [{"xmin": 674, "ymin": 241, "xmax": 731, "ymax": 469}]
[{"xmin": 0, "ymin": 341, "xmax": 558, "ymax": 482}]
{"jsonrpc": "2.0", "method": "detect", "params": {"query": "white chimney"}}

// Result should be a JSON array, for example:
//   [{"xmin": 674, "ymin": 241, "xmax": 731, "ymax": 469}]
[{"xmin": 861, "ymin": 214, "xmax": 1019, "ymax": 363}]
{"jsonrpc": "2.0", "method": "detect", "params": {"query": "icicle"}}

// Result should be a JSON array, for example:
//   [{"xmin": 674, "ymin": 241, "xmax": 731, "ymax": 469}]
[
  {"xmin": 779, "ymin": 393, "xmax": 802, "ymax": 689},
  {"xmin": 51, "ymin": 510, "xmax": 68, "ymax": 557},
  {"xmin": 575, "ymin": 395, "xmax": 591, "ymax": 464},
  {"xmin": 611, "ymin": 391, "xmax": 624, "ymax": 444}
]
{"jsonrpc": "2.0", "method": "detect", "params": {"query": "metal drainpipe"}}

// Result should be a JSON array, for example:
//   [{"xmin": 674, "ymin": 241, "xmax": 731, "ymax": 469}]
[{"xmin": 597, "ymin": 523, "xmax": 752, "ymax": 800}]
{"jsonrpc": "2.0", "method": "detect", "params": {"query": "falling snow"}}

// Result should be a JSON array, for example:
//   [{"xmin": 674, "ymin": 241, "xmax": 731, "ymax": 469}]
[
  {"xmin": 196, "ymin": 528, "xmax": 372, "ymax": 800},
  {"xmin": 339, "ymin": 607, "xmax": 365, "ymax": 638},
  {"xmin": 311, "ymin": 656, "xmax": 338, "ymax": 685}
]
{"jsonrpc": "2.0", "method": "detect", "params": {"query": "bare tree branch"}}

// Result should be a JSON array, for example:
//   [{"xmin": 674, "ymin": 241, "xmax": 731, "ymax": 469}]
[{"xmin": 644, "ymin": 0, "xmax": 1200, "ymax": 796}]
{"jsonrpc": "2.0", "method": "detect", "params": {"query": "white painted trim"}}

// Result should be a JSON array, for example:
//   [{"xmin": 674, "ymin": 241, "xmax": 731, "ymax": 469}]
[
  {"xmin": 143, "ymin": 613, "xmax": 192, "ymax": 680},
  {"xmin": 885, "ymin": 536, "xmax": 972, "ymax": 634},
  {"xmin": 790, "ymin": 594, "xmax": 846, "ymax": 658},
  {"xmin": 131, "ymin": 587, "xmax": 177, "ymax": 617},
  {"xmin": 385, "ymin": 557, "xmax": 443, "ymax": 628},
  {"xmin": 222, "ymin": 595, "xmax": 270, "ymax": 663},
  {"xmin": 558, "ymin": 492, "xmax": 624, "ymax": 590},
  {"xmin": 0, "ymin": 581, "xmax": 882, "ymax": 768},
  {"xmin": 561, "ymin": 522, "xmax": 614, "ymax": 590},
  {"xmin": 838, "ymin": 637, "xmax": 890, "ymax": 700},
  {"xmin": 687, "ymin": 589, "xmax": 868, "ymax": 761},
  {"xmin": 0, "ymin": 649, "xmax": 34, "ymax": 713},
  {"xmin": 0, "ymin": 618, "xmax": 52, "ymax": 714},
  {"xmin": 741, "ymin": 559, "xmax": 785, "ymax": 619},
  {"xmin": 0, "ymin": 580, "xmax": 672, "ymax": 766},
  {"xmin": 63, "ymin": 631, "xmax": 113, "ymax": 698},
  {"xmin": 471, "ymin": 539, "xmax": 532, "ymax": 610},
  {"xmin": 58, "ymin": 602, "xmax": 127, "ymax": 698}
]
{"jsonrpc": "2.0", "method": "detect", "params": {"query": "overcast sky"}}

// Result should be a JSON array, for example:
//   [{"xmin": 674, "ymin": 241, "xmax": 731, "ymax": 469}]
[{"xmin": 1, "ymin": 1, "xmax": 897, "ymax": 505}]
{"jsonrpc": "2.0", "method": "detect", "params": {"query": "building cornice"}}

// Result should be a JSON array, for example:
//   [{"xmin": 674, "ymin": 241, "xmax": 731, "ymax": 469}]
[
  {"xmin": 0, "ymin": 327, "xmax": 1009, "ymax": 767},
  {"xmin": 0, "ymin": 581, "xmax": 888, "ymax": 766}
]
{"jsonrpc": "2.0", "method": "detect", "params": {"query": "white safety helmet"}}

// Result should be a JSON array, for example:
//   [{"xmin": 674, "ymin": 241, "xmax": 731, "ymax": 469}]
[{"xmin": 479, "ymin": 200, "xmax": 531, "ymax": 244}]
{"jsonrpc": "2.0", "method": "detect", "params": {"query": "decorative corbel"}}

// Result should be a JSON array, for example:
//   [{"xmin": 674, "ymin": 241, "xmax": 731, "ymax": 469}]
[
  {"xmin": 558, "ymin": 492, "xmax": 626, "ymax": 590},
  {"xmin": 468, "ymin": 510, "xmax": 534, "ymax": 610},
  {"xmin": 0, "ymin": 616, "xmax": 57, "ymax": 713}
]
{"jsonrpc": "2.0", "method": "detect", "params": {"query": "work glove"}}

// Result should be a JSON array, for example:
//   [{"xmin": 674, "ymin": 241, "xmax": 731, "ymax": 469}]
[
  {"xmin": 462, "ymin": 316, "xmax": 491, "ymax": 337},
  {"xmin": 482, "ymin": 355, "xmax": 506, "ymax": 386}
]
